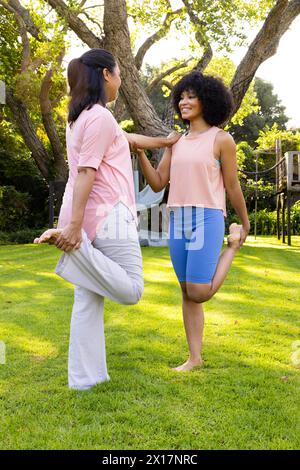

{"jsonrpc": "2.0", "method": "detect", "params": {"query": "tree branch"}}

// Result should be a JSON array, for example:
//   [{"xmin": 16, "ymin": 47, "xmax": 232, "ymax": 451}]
[
  {"xmin": 0, "ymin": 0, "xmax": 14, "ymax": 14},
  {"xmin": 51, "ymin": 91, "xmax": 65, "ymax": 109},
  {"xmin": 83, "ymin": 4, "xmax": 104, "ymax": 9},
  {"xmin": 6, "ymin": 0, "xmax": 41, "ymax": 40},
  {"xmin": 230, "ymin": 0, "xmax": 300, "ymax": 117},
  {"xmin": 146, "ymin": 58, "xmax": 192, "ymax": 94},
  {"xmin": 134, "ymin": 8, "xmax": 183, "ymax": 70},
  {"xmin": 45, "ymin": 0, "xmax": 104, "ymax": 48},
  {"xmin": 0, "ymin": 1, "xmax": 33, "ymax": 71},
  {"xmin": 13, "ymin": 9, "xmax": 31, "ymax": 72},
  {"xmin": 160, "ymin": 79, "xmax": 173, "ymax": 90},
  {"xmin": 194, "ymin": 42, "xmax": 213, "ymax": 71},
  {"xmin": 80, "ymin": 10, "xmax": 104, "ymax": 34},
  {"xmin": 182, "ymin": 0, "xmax": 213, "ymax": 71},
  {"xmin": 113, "ymin": 95, "xmax": 127, "ymax": 122}
]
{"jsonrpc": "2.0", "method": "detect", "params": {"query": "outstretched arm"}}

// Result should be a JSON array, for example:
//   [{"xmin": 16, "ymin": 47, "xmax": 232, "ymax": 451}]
[
  {"xmin": 135, "ymin": 147, "xmax": 172, "ymax": 193},
  {"xmin": 219, "ymin": 132, "xmax": 250, "ymax": 245},
  {"xmin": 124, "ymin": 130, "xmax": 180, "ymax": 149}
]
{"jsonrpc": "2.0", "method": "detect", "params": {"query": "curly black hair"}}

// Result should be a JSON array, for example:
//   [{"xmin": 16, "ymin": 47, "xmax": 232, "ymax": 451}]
[{"xmin": 172, "ymin": 70, "xmax": 234, "ymax": 127}]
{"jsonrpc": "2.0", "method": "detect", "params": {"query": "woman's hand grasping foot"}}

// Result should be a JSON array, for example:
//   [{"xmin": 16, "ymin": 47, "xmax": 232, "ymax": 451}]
[
  {"xmin": 33, "ymin": 229, "xmax": 62, "ymax": 245},
  {"xmin": 227, "ymin": 222, "xmax": 250, "ymax": 248},
  {"xmin": 54, "ymin": 223, "xmax": 82, "ymax": 252},
  {"xmin": 227, "ymin": 223, "xmax": 243, "ymax": 250}
]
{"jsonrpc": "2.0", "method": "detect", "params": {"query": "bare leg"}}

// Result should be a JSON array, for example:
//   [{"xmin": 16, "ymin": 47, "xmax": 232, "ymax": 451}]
[
  {"xmin": 172, "ymin": 224, "xmax": 243, "ymax": 372},
  {"xmin": 186, "ymin": 223, "xmax": 243, "ymax": 303},
  {"xmin": 172, "ymin": 285, "xmax": 204, "ymax": 372}
]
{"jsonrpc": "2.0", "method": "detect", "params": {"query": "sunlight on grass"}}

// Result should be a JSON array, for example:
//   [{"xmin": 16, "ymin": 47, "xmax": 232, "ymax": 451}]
[
  {"xmin": 14, "ymin": 336, "xmax": 58, "ymax": 358},
  {"xmin": 0, "ymin": 236, "xmax": 299, "ymax": 450},
  {"xmin": 2, "ymin": 280, "xmax": 38, "ymax": 288},
  {"xmin": 144, "ymin": 272, "xmax": 173, "ymax": 282},
  {"xmin": 32, "ymin": 292, "xmax": 55, "ymax": 301},
  {"xmin": 0, "ymin": 324, "xmax": 57, "ymax": 357}
]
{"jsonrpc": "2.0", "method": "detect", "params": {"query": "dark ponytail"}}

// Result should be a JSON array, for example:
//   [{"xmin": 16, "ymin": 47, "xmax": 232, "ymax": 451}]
[{"xmin": 67, "ymin": 48, "xmax": 117, "ymax": 126}]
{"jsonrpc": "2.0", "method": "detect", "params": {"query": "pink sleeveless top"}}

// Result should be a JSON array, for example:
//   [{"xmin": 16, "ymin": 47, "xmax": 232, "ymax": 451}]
[{"xmin": 167, "ymin": 126, "xmax": 227, "ymax": 216}]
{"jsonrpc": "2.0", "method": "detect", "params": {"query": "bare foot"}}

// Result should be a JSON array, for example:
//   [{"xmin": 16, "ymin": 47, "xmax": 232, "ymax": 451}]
[
  {"xmin": 33, "ymin": 229, "xmax": 62, "ymax": 245},
  {"xmin": 227, "ymin": 223, "xmax": 242, "ymax": 250},
  {"xmin": 172, "ymin": 358, "xmax": 204, "ymax": 372}
]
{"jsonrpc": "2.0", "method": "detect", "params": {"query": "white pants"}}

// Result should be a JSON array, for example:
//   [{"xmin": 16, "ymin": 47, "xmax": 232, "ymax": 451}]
[{"xmin": 55, "ymin": 202, "xmax": 144, "ymax": 390}]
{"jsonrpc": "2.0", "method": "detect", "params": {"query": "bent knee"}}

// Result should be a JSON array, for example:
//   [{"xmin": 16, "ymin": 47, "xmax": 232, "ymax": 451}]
[
  {"xmin": 187, "ymin": 292, "xmax": 212, "ymax": 303},
  {"xmin": 186, "ymin": 283, "xmax": 213, "ymax": 303}
]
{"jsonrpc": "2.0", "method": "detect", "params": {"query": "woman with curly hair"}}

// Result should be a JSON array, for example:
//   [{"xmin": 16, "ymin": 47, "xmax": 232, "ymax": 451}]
[{"xmin": 134, "ymin": 70, "xmax": 250, "ymax": 372}]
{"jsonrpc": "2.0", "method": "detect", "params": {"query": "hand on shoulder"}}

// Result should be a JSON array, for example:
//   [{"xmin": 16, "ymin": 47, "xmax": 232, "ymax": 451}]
[{"xmin": 165, "ymin": 131, "xmax": 182, "ymax": 147}]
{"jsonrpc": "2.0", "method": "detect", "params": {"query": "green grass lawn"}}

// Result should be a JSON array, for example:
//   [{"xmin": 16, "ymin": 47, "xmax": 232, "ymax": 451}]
[{"xmin": 0, "ymin": 235, "xmax": 299, "ymax": 450}]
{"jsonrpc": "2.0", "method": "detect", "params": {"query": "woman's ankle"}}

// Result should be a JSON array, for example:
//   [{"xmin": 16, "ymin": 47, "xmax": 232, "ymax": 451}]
[
  {"xmin": 189, "ymin": 356, "xmax": 203, "ymax": 364},
  {"xmin": 227, "ymin": 241, "xmax": 240, "ymax": 252}
]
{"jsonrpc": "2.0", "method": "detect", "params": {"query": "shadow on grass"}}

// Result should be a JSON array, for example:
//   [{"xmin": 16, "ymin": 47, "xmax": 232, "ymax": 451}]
[
  {"xmin": 0, "ymin": 241, "xmax": 299, "ymax": 449},
  {"xmin": 0, "ymin": 241, "xmax": 299, "ymax": 343}
]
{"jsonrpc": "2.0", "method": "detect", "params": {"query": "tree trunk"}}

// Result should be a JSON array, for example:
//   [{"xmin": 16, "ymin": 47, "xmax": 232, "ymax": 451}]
[
  {"xmin": 103, "ymin": 0, "xmax": 169, "ymax": 135},
  {"xmin": 6, "ymin": 89, "xmax": 51, "ymax": 180},
  {"xmin": 39, "ymin": 60, "xmax": 68, "ymax": 181}
]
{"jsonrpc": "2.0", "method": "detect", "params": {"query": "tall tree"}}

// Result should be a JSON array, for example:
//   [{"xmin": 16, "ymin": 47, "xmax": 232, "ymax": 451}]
[
  {"xmin": 1, "ymin": 0, "xmax": 300, "ymax": 181},
  {"xmin": 0, "ymin": 0, "xmax": 68, "ymax": 181}
]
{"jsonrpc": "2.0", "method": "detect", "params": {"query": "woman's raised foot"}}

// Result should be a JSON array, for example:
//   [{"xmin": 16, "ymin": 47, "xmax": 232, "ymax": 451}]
[
  {"xmin": 227, "ymin": 223, "xmax": 242, "ymax": 250},
  {"xmin": 33, "ymin": 228, "xmax": 62, "ymax": 245}
]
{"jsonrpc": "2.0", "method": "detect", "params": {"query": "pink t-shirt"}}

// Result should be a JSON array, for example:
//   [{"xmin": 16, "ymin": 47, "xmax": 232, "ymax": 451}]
[
  {"xmin": 57, "ymin": 103, "xmax": 137, "ymax": 241},
  {"xmin": 167, "ymin": 126, "xmax": 227, "ymax": 216}
]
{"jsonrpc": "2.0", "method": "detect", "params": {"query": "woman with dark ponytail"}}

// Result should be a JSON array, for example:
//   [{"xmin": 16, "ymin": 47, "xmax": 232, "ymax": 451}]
[{"xmin": 34, "ymin": 48, "xmax": 179, "ymax": 390}]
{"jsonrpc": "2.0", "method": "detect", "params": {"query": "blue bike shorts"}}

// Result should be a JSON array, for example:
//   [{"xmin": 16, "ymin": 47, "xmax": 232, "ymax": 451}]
[{"xmin": 167, "ymin": 206, "xmax": 225, "ymax": 284}]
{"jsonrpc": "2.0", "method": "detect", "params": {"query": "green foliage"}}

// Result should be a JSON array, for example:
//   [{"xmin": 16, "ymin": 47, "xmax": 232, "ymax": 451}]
[
  {"xmin": 256, "ymin": 124, "xmax": 300, "ymax": 154},
  {"xmin": 0, "ymin": 9, "xmax": 23, "ymax": 84},
  {"xmin": 129, "ymin": 0, "xmax": 276, "ymax": 54},
  {"xmin": 226, "ymin": 206, "xmax": 300, "ymax": 236},
  {"xmin": 119, "ymin": 119, "xmax": 135, "ymax": 133},
  {"xmin": 0, "ymin": 0, "xmax": 68, "ymax": 156},
  {"xmin": 0, "ymin": 123, "xmax": 49, "ymax": 230},
  {"xmin": 230, "ymin": 78, "xmax": 289, "ymax": 146},
  {"xmin": 128, "ymin": 0, "xmax": 182, "ymax": 30},
  {"xmin": 291, "ymin": 200, "xmax": 300, "ymax": 235},
  {"xmin": 242, "ymin": 178, "xmax": 275, "ymax": 209},
  {"xmin": 236, "ymin": 141, "xmax": 255, "ymax": 170},
  {"xmin": 248, "ymin": 209, "xmax": 277, "ymax": 235},
  {"xmin": 0, "ymin": 185, "xmax": 31, "ymax": 232},
  {"xmin": 0, "ymin": 228, "xmax": 47, "ymax": 245}
]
